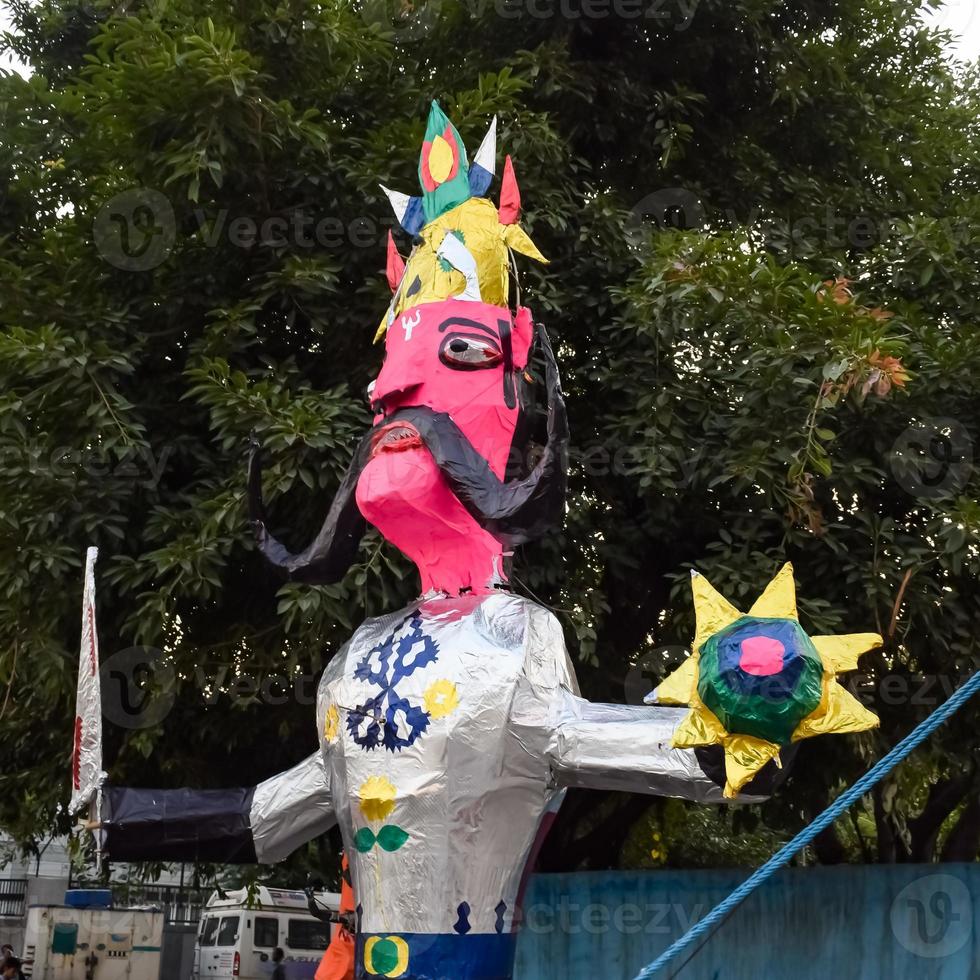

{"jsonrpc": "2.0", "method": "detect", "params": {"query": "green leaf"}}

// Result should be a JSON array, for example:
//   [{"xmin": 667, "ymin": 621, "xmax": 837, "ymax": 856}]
[{"xmin": 376, "ymin": 825, "xmax": 410, "ymax": 852}]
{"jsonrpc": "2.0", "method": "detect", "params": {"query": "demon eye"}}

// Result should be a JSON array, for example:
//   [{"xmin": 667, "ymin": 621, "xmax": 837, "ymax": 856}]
[{"xmin": 439, "ymin": 333, "xmax": 503, "ymax": 370}]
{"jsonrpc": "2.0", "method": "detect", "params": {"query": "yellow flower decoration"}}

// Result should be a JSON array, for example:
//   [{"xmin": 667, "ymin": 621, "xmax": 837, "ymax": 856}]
[
  {"xmin": 359, "ymin": 775, "xmax": 397, "ymax": 822},
  {"xmin": 424, "ymin": 679, "xmax": 460, "ymax": 720},
  {"xmin": 323, "ymin": 703, "xmax": 340, "ymax": 743}
]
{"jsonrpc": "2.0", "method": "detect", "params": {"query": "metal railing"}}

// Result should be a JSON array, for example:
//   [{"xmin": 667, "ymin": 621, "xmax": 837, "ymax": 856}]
[
  {"xmin": 111, "ymin": 883, "xmax": 210, "ymax": 924},
  {"xmin": 0, "ymin": 878, "xmax": 27, "ymax": 918}
]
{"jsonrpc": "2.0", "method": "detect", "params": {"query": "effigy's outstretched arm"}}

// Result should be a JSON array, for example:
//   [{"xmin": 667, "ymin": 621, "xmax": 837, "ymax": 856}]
[
  {"xmin": 545, "ymin": 563, "xmax": 880, "ymax": 803},
  {"xmin": 547, "ymin": 689, "xmax": 782, "ymax": 804},
  {"xmin": 102, "ymin": 752, "xmax": 334, "ymax": 864}
]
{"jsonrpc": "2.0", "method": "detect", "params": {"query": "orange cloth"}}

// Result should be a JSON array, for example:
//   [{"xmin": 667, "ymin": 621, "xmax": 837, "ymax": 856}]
[
  {"xmin": 315, "ymin": 854, "xmax": 355, "ymax": 980},
  {"xmin": 315, "ymin": 933, "xmax": 354, "ymax": 980}
]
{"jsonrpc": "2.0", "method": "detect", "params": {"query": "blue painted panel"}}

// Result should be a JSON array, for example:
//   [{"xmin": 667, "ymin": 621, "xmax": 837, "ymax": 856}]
[
  {"xmin": 355, "ymin": 932, "xmax": 517, "ymax": 979},
  {"xmin": 514, "ymin": 865, "xmax": 980, "ymax": 980}
]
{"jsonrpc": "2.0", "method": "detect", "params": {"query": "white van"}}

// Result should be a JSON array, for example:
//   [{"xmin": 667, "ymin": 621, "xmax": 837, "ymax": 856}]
[{"xmin": 192, "ymin": 886, "xmax": 340, "ymax": 980}]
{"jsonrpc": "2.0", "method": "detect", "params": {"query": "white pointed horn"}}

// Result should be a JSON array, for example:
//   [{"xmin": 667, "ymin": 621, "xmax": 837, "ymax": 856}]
[
  {"xmin": 472, "ymin": 115, "xmax": 497, "ymax": 176},
  {"xmin": 380, "ymin": 183, "xmax": 411, "ymax": 223}
]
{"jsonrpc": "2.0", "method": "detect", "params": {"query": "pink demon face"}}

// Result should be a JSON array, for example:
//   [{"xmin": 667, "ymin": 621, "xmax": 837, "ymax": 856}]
[{"xmin": 355, "ymin": 300, "xmax": 534, "ymax": 595}]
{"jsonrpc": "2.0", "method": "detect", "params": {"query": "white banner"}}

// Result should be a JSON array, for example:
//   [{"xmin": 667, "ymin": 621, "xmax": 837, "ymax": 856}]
[{"xmin": 69, "ymin": 547, "xmax": 106, "ymax": 815}]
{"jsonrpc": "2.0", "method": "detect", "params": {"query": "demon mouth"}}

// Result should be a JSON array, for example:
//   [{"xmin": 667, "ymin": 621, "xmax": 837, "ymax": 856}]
[{"xmin": 370, "ymin": 422, "xmax": 424, "ymax": 457}]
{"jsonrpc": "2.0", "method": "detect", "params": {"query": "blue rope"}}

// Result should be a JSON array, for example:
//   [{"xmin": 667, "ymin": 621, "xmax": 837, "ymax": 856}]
[{"xmin": 633, "ymin": 666, "xmax": 980, "ymax": 979}]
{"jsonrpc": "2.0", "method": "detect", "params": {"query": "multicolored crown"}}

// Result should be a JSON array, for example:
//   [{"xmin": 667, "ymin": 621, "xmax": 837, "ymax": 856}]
[{"xmin": 375, "ymin": 101, "xmax": 546, "ymax": 340}]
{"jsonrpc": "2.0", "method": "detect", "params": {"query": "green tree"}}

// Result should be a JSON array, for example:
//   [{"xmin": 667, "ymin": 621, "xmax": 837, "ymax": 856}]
[{"xmin": 1, "ymin": 0, "xmax": 978, "ymax": 875}]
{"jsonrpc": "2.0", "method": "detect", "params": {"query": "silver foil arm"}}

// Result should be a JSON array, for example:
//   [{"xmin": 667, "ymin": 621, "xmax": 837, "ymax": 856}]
[
  {"xmin": 102, "ymin": 751, "xmax": 335, "ymax": 865},
  {"xmin": 250, "ymin": 751, "xmax": 336, "ymax": 864},
  {"xmin": 548, "ymin": 690, "xmax": 765, "ymax": 804}
]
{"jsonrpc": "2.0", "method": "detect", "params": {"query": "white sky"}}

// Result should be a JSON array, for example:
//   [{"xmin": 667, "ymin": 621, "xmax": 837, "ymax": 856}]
[
  {"xmin": 0, "ymin": 3, "xmax": 978, "ymax": 77},
  {"xmin": 926, "ymin": 0, "xmax": 980, "ymax": 58},
  {"xmin": 1, "ymin": 3, "xmax": 27, "ymax": 76}
]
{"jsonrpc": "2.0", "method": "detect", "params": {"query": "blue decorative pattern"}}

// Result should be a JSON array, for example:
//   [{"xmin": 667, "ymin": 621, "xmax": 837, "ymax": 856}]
[
  {"xmin": 494, "ymin": 901, "xmax": 507, "ymax": 934},
  {"xmin": 454, "ymin": 902, "xmax": 471, "ymax": 935},
  {"xmin": 356, "ymin": 933, "xmax": 517, "ymax": 980},
  {"xmin": 348, "ymin": 615, "xmax": 439, "ymax": 753}
]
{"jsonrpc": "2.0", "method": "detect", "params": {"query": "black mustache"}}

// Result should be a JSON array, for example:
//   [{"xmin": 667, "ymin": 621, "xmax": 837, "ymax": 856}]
[{"xmin": 248, "ymin": 324, "xmax": 568, "ymax": 585}]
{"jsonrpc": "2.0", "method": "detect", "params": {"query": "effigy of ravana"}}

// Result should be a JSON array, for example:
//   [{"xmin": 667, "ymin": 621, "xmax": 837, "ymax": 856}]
[{"xmin": 96, "ymin": 103, "xmax": 881, "ymax": 980}]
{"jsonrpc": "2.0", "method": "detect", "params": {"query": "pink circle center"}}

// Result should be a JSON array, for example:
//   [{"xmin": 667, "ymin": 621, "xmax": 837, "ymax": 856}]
[{"xmin": 739, "ymin": 636, "xmax": 786, "ymax": 676}]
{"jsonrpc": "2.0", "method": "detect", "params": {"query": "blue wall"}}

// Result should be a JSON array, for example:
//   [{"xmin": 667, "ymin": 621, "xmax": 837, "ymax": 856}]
[{"xmin": 514, "ymin": 865, "xmax": 980, "ymax": 980}]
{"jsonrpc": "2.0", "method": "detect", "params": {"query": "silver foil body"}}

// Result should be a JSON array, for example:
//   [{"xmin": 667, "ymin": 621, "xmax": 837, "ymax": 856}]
[{"xmin": 292, "ymin": 591, "xmax": 726, "ymax": 937}]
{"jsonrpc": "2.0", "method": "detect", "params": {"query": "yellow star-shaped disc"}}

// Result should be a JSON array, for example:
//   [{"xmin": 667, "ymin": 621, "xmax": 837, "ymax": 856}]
[{"xmin": 656, "ymin": 562, "xmax": 881, "ymax": 798}]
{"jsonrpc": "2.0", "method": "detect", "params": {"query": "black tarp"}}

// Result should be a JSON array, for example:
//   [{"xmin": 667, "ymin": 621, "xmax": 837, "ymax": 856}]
[{"xmin": 103, "ymin": 786, "xmax": 258, "ymax": 863}]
